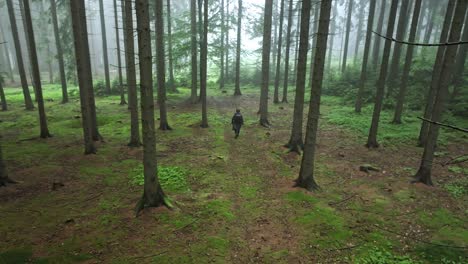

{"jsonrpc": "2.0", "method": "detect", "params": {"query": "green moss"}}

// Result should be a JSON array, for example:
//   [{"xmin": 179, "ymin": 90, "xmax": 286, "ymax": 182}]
[
  {"xmin": 129, "ymin": 165, "xmax": 189, "ymax": 193},
  {"xmin": 239, "ymin": 186, "xmax": 258, "ymax": 199},
  {"xmin": 204, "ymin": 199, "xmax": 234, "ymax": 221},
  {"xmin": 285, "ymin": 191, "xmax": 319, "ymax": 204},
  {"xmin": 0, "ymin": 248, "xmax": 33, "ymax": 264}
]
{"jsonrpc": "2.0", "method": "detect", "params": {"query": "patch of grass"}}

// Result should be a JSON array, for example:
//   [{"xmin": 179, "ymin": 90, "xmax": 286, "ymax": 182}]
[
  {"xmin": 284, "ymin": 191, "xmax": 319, "ymax": 204},
  {"xmin": 448, "ymin": 166, "xmax": 468, "ymax": 175},
  {"xmin": 354, "ymin": 247, "xmax": 418, "ymax": 264},
  {"xmin": 0, "ymin": 248, "xmax": 33, "ymax": 264},
  {"xmin": 203, "ymin": 199, "xmax": 234, "ymax": 221},
  {"xmin": 415, "ymin": 243, "xmax": 468, "ymax": 263},
  {"xmin": 239, "ymin": 186, "xmax": 258, "ymax": 199},
  {"xmin": 444, "ymin": 178, "xmax": 468, "ymax": 198},
  {"xmin": 129, "ymin": 165, "xmax": 189, "ymax": 192}
]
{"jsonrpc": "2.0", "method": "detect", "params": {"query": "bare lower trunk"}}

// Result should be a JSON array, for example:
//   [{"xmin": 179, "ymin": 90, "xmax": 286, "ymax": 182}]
[
  {"xmin": 190, "ymin": 0, "xmax": 198, "ymax": 103},
  {"xmin": 155, "ymin": 0, "xmax": 172, "ymax": 130},
  {"xmin": 0, "ymin": 80, "xmax": 7, "ymax": 111},
  {"xmin": 135, "ymin": 0, "xmax": 167, "ymax": 216},
  {"xmin": 341, "ymin": 0, "xmax": 353, "ymax": 73},
  {"xmin": 220, "ymin": 0, "xmax": 225, "ymax": 90},
  {"xmin": 355, "ymin": 0, "xmax": 376, "ymax": 113},
  {"xmin": 99, "ymin": 0, "xmax": 111, "ymax": 94},
  {"xmin": 273, "ymin": 0, "xmax": 285, "ymax": 103},
  {"xmin": 366, "ymin": 0, "xmax": 399, "ymax": 148},
  {"xmin": 50, "ymin": 0, "xmax": 68, "ymax": 103},
  {"xmin": 234, "ymin": 0, "xmax": 242, "ymax": 96},
  {"xmin": 353, "ymin": 0, "xmax": 365, "ymax": 65},
  {"xmin": 6, "ymin": 0, "xmax": 34, "ymax": 110},
  {"xmin": 296, "ymin": 0, "xmax": 332, "ymax": 191},
  {"xmin": 166, "ymin": 0, "xmax": 177, "ymax": 93},
  {"xmin": 0, "ymin": 143, "xmax": 16, "ymax": 187},
  {"xmin": 114, "ymin": 0, "xmax": 126, "ymax": 105},
  {"xmin": 371, "ymin": 0, "xmax": 386, "ymax": 68},
  {"xmin": 0, "ymin": 24, "xmax": 14, "ymax": 83},
  {"xmin": 281, "ymin": 0, "xmax": 294, "ymax": 103},
  {"xmin": 200, "ymin": 0, "xmax": 209, "ymax": 128},
  {"xmin": 286, "ymin": 0, "xmax": 311, "ymax": 153},
  {"xmin": 70, "ymin": 0, "xmax": 96, "ymax": 154},
  {"xmin": 259, "ymin": 0, "xmax": 273, "ymax": 127}
]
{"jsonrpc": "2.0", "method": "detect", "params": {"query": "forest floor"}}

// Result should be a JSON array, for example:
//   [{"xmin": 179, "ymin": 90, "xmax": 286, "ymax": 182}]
[{"xmin": 0, "ymin": 84, "xmax": 467, "ymax": 263}]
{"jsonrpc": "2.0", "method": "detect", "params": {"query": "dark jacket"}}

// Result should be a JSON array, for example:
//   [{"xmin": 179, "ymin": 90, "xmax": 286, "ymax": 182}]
[{"xmin": 232, "ymin": 113, "xmax": 244, "ymax": 129}]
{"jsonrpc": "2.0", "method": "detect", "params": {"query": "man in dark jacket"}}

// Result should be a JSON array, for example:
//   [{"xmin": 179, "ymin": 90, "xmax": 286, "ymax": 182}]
[{"xmin": 231, "ymin": 109, "xmax": 244, "ymax": 138}]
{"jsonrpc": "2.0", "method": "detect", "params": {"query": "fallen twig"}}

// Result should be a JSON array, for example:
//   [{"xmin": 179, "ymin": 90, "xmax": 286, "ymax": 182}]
[{"xmin": 417, "ymin": 117, "xmax": 468, "ymax": 133}]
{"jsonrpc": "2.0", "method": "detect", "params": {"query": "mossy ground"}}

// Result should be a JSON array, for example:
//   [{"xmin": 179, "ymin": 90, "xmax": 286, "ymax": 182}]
[{"xmin": 0, "ymin": 84, "xmax": 467, "ymax": 263}]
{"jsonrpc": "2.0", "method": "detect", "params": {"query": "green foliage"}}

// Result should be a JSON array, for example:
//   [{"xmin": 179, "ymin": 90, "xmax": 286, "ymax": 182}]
[
  {"xmin": 129, "ymin": 165, "xmax": 189, "ymax": 193},
  {"xmin": 444, "ymin": 178, "xmax": 468, "ymax": 198},
  {"xmin": 355, "ymin": 247, "xmax": 418, "ymax": 264}
]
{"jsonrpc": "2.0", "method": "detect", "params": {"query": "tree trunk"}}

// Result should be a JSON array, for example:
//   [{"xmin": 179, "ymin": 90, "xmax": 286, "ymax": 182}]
[
  {"xmin": 273, "ymin": 0, "xmax": 285, "ymax": 103},
  {"xmin": 134, "ymin": 0, "xmax": 167, "ymax": 215},
  {"xmin": 450, "ymin": 8, "xmax": 468, "ymax": 103},
  {"xmin": 220, "ymin": 0, "xmax": 225, "ymax": 89},
  {"xmin": 99, "ymin": 0, "xmax": 111, "ymax": 94},
  {"xmin": 0, "ymin": 78, "xmax": 7, "ymax": 111},
  {"xmin": 392, "ymin": 0, "xmax": 422, "ymax": 124},
  {"xmin": 414, "ymin": 0, "xmax": 467, "ymax": 186},
  {"xmin": 418, "ymin": 0, "xmax": 456, "ymax": 147},
  {"xmin": 70, "ymin": 0, "xmax": 97, "ymax": 154},
  {"xmin": 155, "ymin": 0, "xmax": 172, "ymax": 130},
  {"xmin": 327, "ymin": 3, "xmax": 337, "ymax": 73},
  {"xmin": 271, "ymin": 0, "xmax": 278, "ymax": 80},
  {"xmin": 371, "ymin": 0, "xmax": 387, "ymax": 68},
  {"xmin": 200, "ymin": 0, "xmax": 209, "ymax": 128},
  {"xmin": 281, "ymin": 0, "xmax": 294, "ymax": 103},
  {"xmin": 259, "ymin": 0, "xmax": 273, "ymax": 127},
  {"xmin": 292, "ymin": 3, "xmax": 301, "ymax": 83},
  {"xmin": 0, "ymin": 143, "xmax": 15, "ymax": 187},
  {"xmin": 307, "ymin": 3, "xmax": 320, "ymax": 90},
  {"xmin": 341, "ymin": 0, "xmax": 353, "ymax": 73},
  {"xmin": 353, "ymin": 0, "xmax": 365, "ymax": 65},
  {"xmin": 366, "ymin": 0, "xmax": 398, "ymax": 148},
  {"xmin": 225, "ymin": 0, "xmax": 229, "ymax": 81},
  {"xmin": 6, "ymin": 0, "xmax": 34, "ymax": 110},
  {"xmin": 50, "ymin": 0, "xmax": 68, "ymax": 103},
  {"xmin": 423, "ymin": 1, "xmax": 438, "ymax": 44},
  {"xmin": 234, "ymin": 0, "xmax": 242, "ymax": 96},
  {"xmin": 414, "ymin": 0, "xmax": 427, "ymax": 56},
  {"xmin": 296, "ymin": 0, "xmax": 332, "ymax": 191},
  {"xmin": 123, "ymin": 0, "xmax": 141, "ymax": 147},
  {"xmin": 166, "ymin": 0, "xmax": 177, "ymax": 93},
  {"xmin": 285, "ymin": 0, "xmax": 311, "ymax": 153},
  {"xmin": 355, "ymin": 0, "xmax": 376, "ymax": 113},
  {"xmin": 113, "ymin": 0, "xmax": 126, "ymax": 105},
  {"xmin": 19, "ymin": 0, "xmax": 36, "ymax": 100},
  {"xmin": 190, "ymin": 0, "xmax": 198, "ymax": 103},
  {"xmin": 0, "ymin": 24, "xmax": 14, "ymax": 83},
  {"xmin": 23, "ymin": 0, "xmax": 51, "ymax": 139},
  {"xmin": 386, "ymin": 0, "xmax": 410, "ymax": 98}
]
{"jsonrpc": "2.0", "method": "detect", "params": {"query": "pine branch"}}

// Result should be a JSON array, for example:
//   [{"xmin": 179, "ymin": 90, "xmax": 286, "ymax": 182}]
[
  {"xmin": 418, "ymin": 117, "xmax": 468, "ymax": 133},
  {"xmin": 372, "ymin": 31, "xmax": 468, "ymax": 46}
]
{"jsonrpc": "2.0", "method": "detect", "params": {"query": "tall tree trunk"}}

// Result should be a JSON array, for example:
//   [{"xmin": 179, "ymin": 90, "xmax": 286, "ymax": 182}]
[
  {"xmin": 23, "ymin": 0, "xmax": 51, "ymax": 138},
  {"xmin": 18, "ymin": 0, "xmax": 36, "ymax": 100},
  {"xmin": 285, "ymin": 0, "xmax": 311, "ymax": 153},
  {"xmin": 190, "ymin": 0, "xmax": 198, "ymax": 103},
  {"xmin": 366, "ymin": 0, "xmax": 398, "ymax": 148},
  {"xmin": 273, "ymin": 0, "xmax": 285, "ymax": 103},
  {"xmin": 155, "ymin": 0, "xmax": 172, "ymax": 130},
  {"xmin": 296, "ymin": 0, "xmax": 332, "ymax": 191},
  {"xmin": 6, "ymin": 0, "xmax": 34, "ymax": 110},
  {"xmin": 387, "ymin": 0, "xmax": 410, "ymax": 98},
  {"xmin": 281, "ymin": 0, "xmax": 294, "ymax": 103},
  {"xmin": 99, "ymin": 0, "xmax": 111, "ymax": 94},
  {"xmin": 414, "ymin": 0, "xmax": 427, "ymax": 55},
  {"xmin": 341, "ymin": 0, "xmax": 353, "ymax": 73},
  {"xmin": 414, "ymin": 0, "xmax": 467, "ymax": 186},
  {"xmin": 327, "ymin": 3, "xmax": 337, "ymax": 73},
  {"xmin": 418, "ymin": 0, "xmax": 456, "ymax": 147},
  {"xmin": 123, "ymin": 0, "xmax": 141, "ymax": 147},
  {"xmin": 47, "ymin": 41, "xmax": 53, "ymax": 84},
  {"xmin": 0, "ymin": 78, "xmax": 7, "ymax": 111},
  {"xmin": 200, "ymin": 0, "xmax": 209, "ymax": 128},
  {"xmin": 134, "ymin": 0, "xmax": 167, "ymax": 215},
  {"xmin": 220, "ymin": 0, "xmax": 225, "ymax": 89},
  {"xmin": 225, "ymin": 0, "xmax": 229, "ymax": 81},
  {"xmin": 423, "ymin": 1, "xmax": 438, "ymax": 44},
  {"xmin": 450, "ymin": 9, "xmax": 468, "ymax": 102},
  {"xmin": 198, "ymin": 0, "xmax": 203, "ymax": 101},
  {"xmin": 292, "ymin": 2, "xmax": 301, "ymax": 83},
  {"xmin": 113, "ymin": 0, "xmax": 126, "ymax": 105},
  {"xmin": 271, "ymin": 0, "xmax": 278, "ymax": 80},
  {"xmin": 259, "ymin": 0, "xmax": 273, "ymax": 127},
  {"xmin": 0, "ymin": 143, "xmax": 16, "ymax": 187},
  {"xmin": 0, "ymin": 24, "xmax": 14, "ymax": 83},
  {"xmin": 70, "ymin": 0, "xmax": 97, "ymax": 154},
  {"xmin": 234, "ymin": 0, "xmax": 242, "ymax": 96},
  {"xmin": 50, "ymin": 0, "xmax": 68, "ymax": 103},
  {"xmin": 353, "ymin": 0, "xmax": 365, "ymax": 65},
  {"xmin": 371, "ymin": 0, "xmax": 387, "ymax": 68},
  {"xmin": 166, "ymin": 0, "xmax": 177, "ymax": 93},
  {"xmin": 307, "ymin": 4, "xmax": 320, "ymax": 90},
  {"xmin": 355, "ymin": 0, "xmax": 376, "ymax": 113},
  {"xmin": 392, "ymin": 0, "xmax": 422, "ymax": 124}
]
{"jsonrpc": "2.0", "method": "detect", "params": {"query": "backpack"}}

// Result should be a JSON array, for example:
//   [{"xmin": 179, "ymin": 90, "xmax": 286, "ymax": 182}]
[{"xmin": 233, "ymin": 113, "xmax": 243, "ymax": 124}]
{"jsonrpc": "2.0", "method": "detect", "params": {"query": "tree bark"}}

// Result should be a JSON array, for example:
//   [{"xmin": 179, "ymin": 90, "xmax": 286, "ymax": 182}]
[
  {"xmin": 386, "ymin": 0, "xmax": 410, "ymax": 98},
  {"xmin": 234, "ymin": 0, "xmax": 242, "ymax": 96},
  {"xmin": 18, "ymin": 0, "xmax": 36, "ymax": 101},
  {"xmin": 70, "ymin": 0, "xmax": 96, "ymax": 154},
  {"xmin": 0, "ymin": 78, "xmax": 7, "ymax": 111},
  {"xmin": 113, "ymin": 0, "xmax": 126, "ymax": 105},
  {"xmin": 327, "ymin": 3, "xmax": 337, "ymax": 74},
  {"xmin": 366, "ymin": 0, "xmax": 398, "ymax": 148},
  {"xmin": 50, "ymin": 0, "xmax": 68, "ymax": 103},
  {"xmin": 220, "ymin": 0, "xmax": 225, "ymax": 89},
  {"xmin": 123, "ymin": 0, "xmax": 141, "ymax": 147},
  {"xmin": 259, "ymin": 0, "xmax": 273, "ymax": 127},
  {"xmin": 0, "ymin": 143, "xmax": 15, "ymax": 187},
  {"xmin": 450, "ymin": 8, "xmax": 468, "ymax": 102},
  {"xmin": 273, "ymin": 0, "xmax": 285, "ymax": 103},
  {"xmin": 281, "ymin": 0, "xmax": 294, "ymax": 103},
  {"xmin": 371, "ymin": 0, "xmax": 387, "ymax": 68},
  {"xmin": 414, "ymin": 0, "xmax": 467, "ymax": 186},
  {"xmin": 292, "ymin": 2, "xmax": 301, "ymax": 83},
  {"xmin": 392, "ymin": 0, "xmax": 422, "ymax": 124},
  {"xmin": 6, "ymin": 0, "xmax": 34, "ymax": 110},
  {"xmin": 355, "ymin": 0, "xmax": 376, "ymax": 113},
  {"xmin": 166, "ymin": 0, "xmax": 177, "ymax": 93},
  {"xmin": 23, "ymin": 0, "xmax": 51, "ymax": 139},
  {"xmin": 308, "ymin": 3, "xmax": 320, "ymax": 89},
  {"xmin": 285, "ymin": 0, "xmax": 311, "ymax": 153},
  {"xmin": 225, "ymin": 0, "xmax": 230, "ymax": 81},
  {"xmin": 341, "ymin": 0, "xmax": 353, "ymax": 73},
  {"xmin": 99, "ymin": 0, "xmax": 111, "ymax": 94},
  {"xmin": 353, "ymin": 0, "xmax": 365, "ymax": 65},
  {"xmin": 414, "ymin": 0, "xmax": 427, "ymax": 55},
  {"xmin": 200, "ymin": 0, "xmax": 209, "ymax": 128},
  {"xmin": 135, "ymin": 0, "xmax": 167, "ymax": 215},
  {"xmin": 190, "ymin": 0, "xmax": 198, "ymax": 103},
  {"xmin": 418, "ymin": 0, "xmax": 456, "ymax": 147},
  {"xmin": 155, "ymin": 0, "xmax": 172, "ymax": 130},
  {"xmin": 0, "ymin": 24, "xmax": 14, "ymax": 83},
  {"xmin": 296, "ymin": 0, "xmax": 332, "ymax": 191}
]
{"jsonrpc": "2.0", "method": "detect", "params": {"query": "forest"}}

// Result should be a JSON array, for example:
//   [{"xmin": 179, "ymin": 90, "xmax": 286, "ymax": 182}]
[{"xmin": 0, "ymin": 0, "xmax": 467, "ymax": 262}]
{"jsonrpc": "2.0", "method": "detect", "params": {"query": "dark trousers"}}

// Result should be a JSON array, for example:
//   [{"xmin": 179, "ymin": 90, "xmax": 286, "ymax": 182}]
[{"xmin": 233, "ymin": 124, "xmax": 241, "ymax": 136}]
